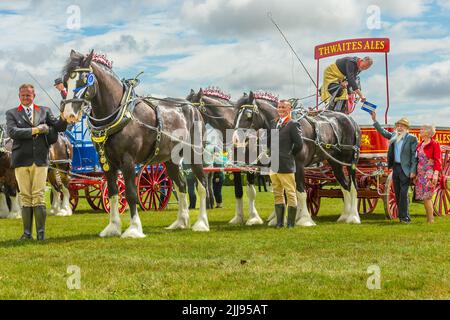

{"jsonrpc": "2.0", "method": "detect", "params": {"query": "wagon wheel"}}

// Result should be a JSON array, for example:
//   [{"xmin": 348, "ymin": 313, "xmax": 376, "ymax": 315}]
[
  {"xmin": 84, "ymin": 183, "xmax": 104, "ymax": 211},
  {"xmin": 70, "ymin": 188, "xmax": 79, "ymax": 212},
  {"xmin": 101, "ymin": 176, "xmax": 127, "ymax": 214},
  {"xmin": 306, "ymin": 183, "xmax": 321, "ymax": 217},
  {"xmin": 50, "ymin": 188, "xmax": 78, "ymax": 212},
  {"xmin": 433, "ymin": 147, "xmax": 450, "ymax": 216},
  {"xmin": 357, "ymin": 178, "xmax": 379, "ymax": 214},
  {"xmin": 382, "ymin": 172, "xmax": 398, "ymax": 220},
  {"xmin": 137, "ymin": 163, "xmax": 173, "ymax": 211}
]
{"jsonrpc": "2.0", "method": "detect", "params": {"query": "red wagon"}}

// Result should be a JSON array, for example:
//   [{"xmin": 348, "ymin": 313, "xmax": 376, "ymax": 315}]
[{"xmin": 304, "ymin": 38, "xmax": 450, "ymax": 219}]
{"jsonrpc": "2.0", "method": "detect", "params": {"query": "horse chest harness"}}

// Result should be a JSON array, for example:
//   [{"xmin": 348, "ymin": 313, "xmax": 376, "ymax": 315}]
[{"xmin": 86, "ymin": 81, "xmax": 163, "ymax": 172}]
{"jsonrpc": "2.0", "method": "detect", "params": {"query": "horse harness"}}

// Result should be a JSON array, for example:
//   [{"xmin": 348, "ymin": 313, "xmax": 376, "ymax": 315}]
[
  {"xmin": 241, "ymin": 100, "xmax": 360, "ymax": 168},
  {"xmin": 302, "ymin": 112, "xmax": 360, "ymax": 168},
  {"xmin": 79, "ymin": 75, "xmax": 163, "ymax": 172}
]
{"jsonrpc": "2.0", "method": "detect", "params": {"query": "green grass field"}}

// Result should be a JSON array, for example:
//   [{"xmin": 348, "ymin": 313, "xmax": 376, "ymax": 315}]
[{"xmin": 0, "ymin": 186, "xmax": 448, "ymax": 300}]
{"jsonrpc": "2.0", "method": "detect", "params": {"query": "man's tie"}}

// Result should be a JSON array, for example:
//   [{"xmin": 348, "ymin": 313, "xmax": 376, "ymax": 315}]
[
  {"xmin": 277, "ymin": 119, "xmax": 283, "ymax": 129},
  {"xmin": 25, "ymin": 107, "xmax": 32, "ymax": 123}
]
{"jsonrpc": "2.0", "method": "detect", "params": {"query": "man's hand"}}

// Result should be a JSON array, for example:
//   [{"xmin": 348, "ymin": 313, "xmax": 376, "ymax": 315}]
[
  {"xmin": 371, "ymin": 111, "xmax": 377, "ymax": 122},
  {"xmin": 36, "ymin": 124, "xmax": 49, "ymax": 134},
  {"xmin": 360, "ymin": 95, "xmax": 367, "ymax": 103}
]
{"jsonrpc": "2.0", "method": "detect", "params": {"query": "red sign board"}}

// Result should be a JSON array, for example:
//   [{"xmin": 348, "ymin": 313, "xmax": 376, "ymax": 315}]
[{"xmin": 314, "ymin": 38, "xmax": 390, "ymax": 60}]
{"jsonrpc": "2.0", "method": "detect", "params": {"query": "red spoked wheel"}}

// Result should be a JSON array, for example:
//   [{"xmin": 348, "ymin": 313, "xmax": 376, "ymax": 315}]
[
  {"xmin": 101, "ymin": 176, "xmax": 128, "ymax": 214},
  {"xmin": 357, "ymin": 177, "xmax": 379, "ymax": 214},
  {"xmin": 84, "ymin": 183, "xmax": 104, "ymax": 211},
  {"xmin": 433, "ymin": 146, "xmax": 450, "ymax": 216},
  {"xmin": 382, "ymin": 173, "xmax": 398, "ymax": 220},
  {"xmin": 137, "ymin": 163, "xmax": 173, "ymax": 211},
  {"xmin": 69, "ymin": 188, "xmax": 79, "ymax": 212},
  {"xmin": 306, "ymin": 183, "xmax": 321, "ymax": 217}
]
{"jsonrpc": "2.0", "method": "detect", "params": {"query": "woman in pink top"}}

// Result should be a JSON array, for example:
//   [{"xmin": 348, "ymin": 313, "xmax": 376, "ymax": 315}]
[{"xmin": 415, "ymin": 124, "xmax": 442, "ymax": 224}]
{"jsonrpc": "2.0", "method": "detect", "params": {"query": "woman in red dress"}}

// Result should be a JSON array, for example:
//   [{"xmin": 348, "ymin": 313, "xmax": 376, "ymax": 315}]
[{"xmin": 415, "ymin": 125, "xmax": 442, "ymax": 224}]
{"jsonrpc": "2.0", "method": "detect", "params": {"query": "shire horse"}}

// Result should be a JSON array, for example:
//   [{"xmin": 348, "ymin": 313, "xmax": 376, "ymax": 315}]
[
  {"xmin": 48, "ymin": 133, "xmax": 74, "ymax": 216},
  {"xmin": 61, "ymin": 50, "xmax": 210, "ymax": 237},
  {"xmin": 186, "ymin": 88, "xmax": 263, "ymax": 225},
  {"xmin": 234, "ymin": 91, "xmax": 362, "ymax": 225}
]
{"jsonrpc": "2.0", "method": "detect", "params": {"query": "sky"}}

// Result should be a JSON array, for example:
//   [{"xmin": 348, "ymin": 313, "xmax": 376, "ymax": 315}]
[{"xmin": 0, "ymin": 0, "xmax": 449, "ymax": 126}]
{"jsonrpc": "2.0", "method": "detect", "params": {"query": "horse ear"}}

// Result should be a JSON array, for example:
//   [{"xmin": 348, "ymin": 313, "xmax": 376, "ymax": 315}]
[
  {"xmin": 249, "ymin": 91, "xmax": 255, "ymax": 102},
  {"xmin": 190, "ymin": 89, "xmax": 195, "ymax": 95},
  {"xmin": 70, "ymin": 49, "xmax": 77, "ymax": 58},
  {"xmin": 83, "ymin": 50, "xmax": 94, "ymax": 67}
]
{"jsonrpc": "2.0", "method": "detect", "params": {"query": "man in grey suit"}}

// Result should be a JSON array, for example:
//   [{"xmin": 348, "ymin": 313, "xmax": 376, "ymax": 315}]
[{"xmin": 371, "ymin": 112, "xmax": 418, "ymax": 223}]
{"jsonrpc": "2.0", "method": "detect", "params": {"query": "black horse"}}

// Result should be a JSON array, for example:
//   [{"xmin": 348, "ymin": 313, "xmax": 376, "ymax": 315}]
[
  {"xmin": 61, "ymin": 50, "xmax": 210, "ymax": 237},
  {"xmin": 186, "ymin": 88, "xmax": 263, "ymax": 225},
  {"xmin": 234, "ymin": 91, "xmax": 362, "ymax": 225}
]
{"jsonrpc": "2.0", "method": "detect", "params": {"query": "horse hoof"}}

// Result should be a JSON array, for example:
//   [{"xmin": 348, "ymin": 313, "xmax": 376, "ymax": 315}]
[
  {"xmin": 99, "ymin": 224, "xmax": 122, "ymax": 237},
  {"xmin": 246, "ymin": 217, "xmax": 264, "ymax": 226},
  {"xmin": 267, "ymin": 217, "xmax": 277, "ymax": 227},
  {"xmin": 8, "ymin": 212, "xmax": 21, "ymax": 219},
  {"xmin": 192, "ymin": 220, "xmax": 210, "ymax": 232},
  {"xmin": 229, "ymin": 216, "xmax": 244, "ymax": 225},
  {"xmin": 337, "ymin": 214, "xmax": 349, "ymax": 223},
  {"xmin": 121, "ymin": 228, "xmax": 146, "ymax": 239},
  {"xmin": 166, "ymin": 219, "xmax": 189, "ymax": 230},
  {"xmin": 346, "ymin": 216, "xmax": 361, "ymax": 224},
  {"xmin": 296, "ymin": 218, "xmax": 316, "ymax": 227}
]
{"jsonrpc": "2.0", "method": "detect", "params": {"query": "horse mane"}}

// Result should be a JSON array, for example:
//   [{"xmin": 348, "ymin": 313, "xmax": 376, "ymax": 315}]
[
  {"xmin": 253, "ymin": 90, "xmax": 279, "ymax": 104},
  {"xmin": 201, "ymin": 87, "xmax": 231, "ymax": 101},
  {"xmin": 62, "ymin": 52, "xmax": 113, "ymax": 78}
]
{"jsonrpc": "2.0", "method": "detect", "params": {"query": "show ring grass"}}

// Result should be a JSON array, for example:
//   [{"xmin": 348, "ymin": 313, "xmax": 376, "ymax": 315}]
[{"xmin": 0, "ymin": 186, "xmax": 448, "ymax": 299}]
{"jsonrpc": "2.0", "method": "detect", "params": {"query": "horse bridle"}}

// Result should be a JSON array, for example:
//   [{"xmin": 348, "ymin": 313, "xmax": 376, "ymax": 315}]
[
  {"xmin": 60, "ymin": 67, "xmax": 97, "ymax": 114},
  {"xmin": 191, "ymin": 95, "xmax": 235, "ymax": 120}
]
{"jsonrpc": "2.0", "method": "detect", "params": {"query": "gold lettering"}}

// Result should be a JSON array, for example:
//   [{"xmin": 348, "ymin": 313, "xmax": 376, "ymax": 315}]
[{"xmin": 364, "ymin": 41, "xmax": 370, "ymax": 50}]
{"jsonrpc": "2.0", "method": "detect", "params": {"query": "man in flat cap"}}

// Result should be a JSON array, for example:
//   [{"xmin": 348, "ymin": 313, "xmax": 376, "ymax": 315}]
[{"xmin": 371, "ymin": 112, "xmax": 418, "ymax": 223}]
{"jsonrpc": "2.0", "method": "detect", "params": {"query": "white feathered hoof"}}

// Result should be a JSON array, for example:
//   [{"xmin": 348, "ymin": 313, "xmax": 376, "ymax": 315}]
[
  {"xmin": 166, "ymin": 218, "xmax": 189, "ymax": 230},
  {"xmin": 268, "ymin": 217, "xmax": 277, "ymax": 227},
  {"xmin": 121, "ymin": 226, "xmax": 146, "ymax": 239},
  {"xmin": 99, "ymin": 222, "xmax": 122, "ymax": 237},
  {"xmin": 266, "ymin": 211, "xmax": 275, "ymax": 222},
  {"xmin": 8, "ymin": 211, "xmax": 22, "ymax": 219},
  {"xmin": 229, "ymin": 215, "xmax": 244, "ymax": 225},
  {"xmin": 48, "ymin": 209, "xmax": 57, "ymax": 216},
  {"xmin": 56, "ymin": 209, "xmax": 68, "ymax": 217},
  {"xmin": 337, "ymin": 214, "xmax": 349, "ymax": 223},
  {"xmin": 296, "ymin": 217, "xmax": 317, "ymax": 227},
  {"xmin": 246, "ymin": 216, "xmax": 264, "ymax": 226},
  {"xmin": 192, "ymin": 219, "xmax": 210, "ymax": 232},
  {"xmin": 345, "ymin": 215, "xmax": 361, "ymax": 224}
]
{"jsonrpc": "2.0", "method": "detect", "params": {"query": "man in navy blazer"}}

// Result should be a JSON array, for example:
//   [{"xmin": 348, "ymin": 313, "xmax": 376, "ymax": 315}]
[
  {"xmin": 6, "ymin": 84, "xmax": 67, "ymax": 241},
  {"xmin": 371, "ymin": 112, "xmax": 418, "ymax": 223}
]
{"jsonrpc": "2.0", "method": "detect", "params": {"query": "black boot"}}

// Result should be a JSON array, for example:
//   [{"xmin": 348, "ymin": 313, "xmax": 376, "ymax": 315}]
[
  {"xmin": 275, "ymin": 204, "xmax": 285, "ymax": 228},
  {"xmin": 34, "ymin": 206, "xmax": 47, "ymax": 241},
  {"xmin": 287, "ymin": 206, "xmax": 297, "ymax": 228},
  {"xmin": 19, "ymin": 207, "xmax": 33, "ymax": 241}
]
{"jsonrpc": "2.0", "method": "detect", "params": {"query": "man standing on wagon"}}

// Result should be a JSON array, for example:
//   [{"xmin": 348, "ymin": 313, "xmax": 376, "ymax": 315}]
[
  {"xmin": 6, "ymin": 84, "xmax": 68, "ymax": 241},
  {"xmin": 321, "ymin": 56, "xmax": 372, "ymax": 112},
  {"xmin": 371, "ymin": 112, "xmax": 418, "ymax": 223}
]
